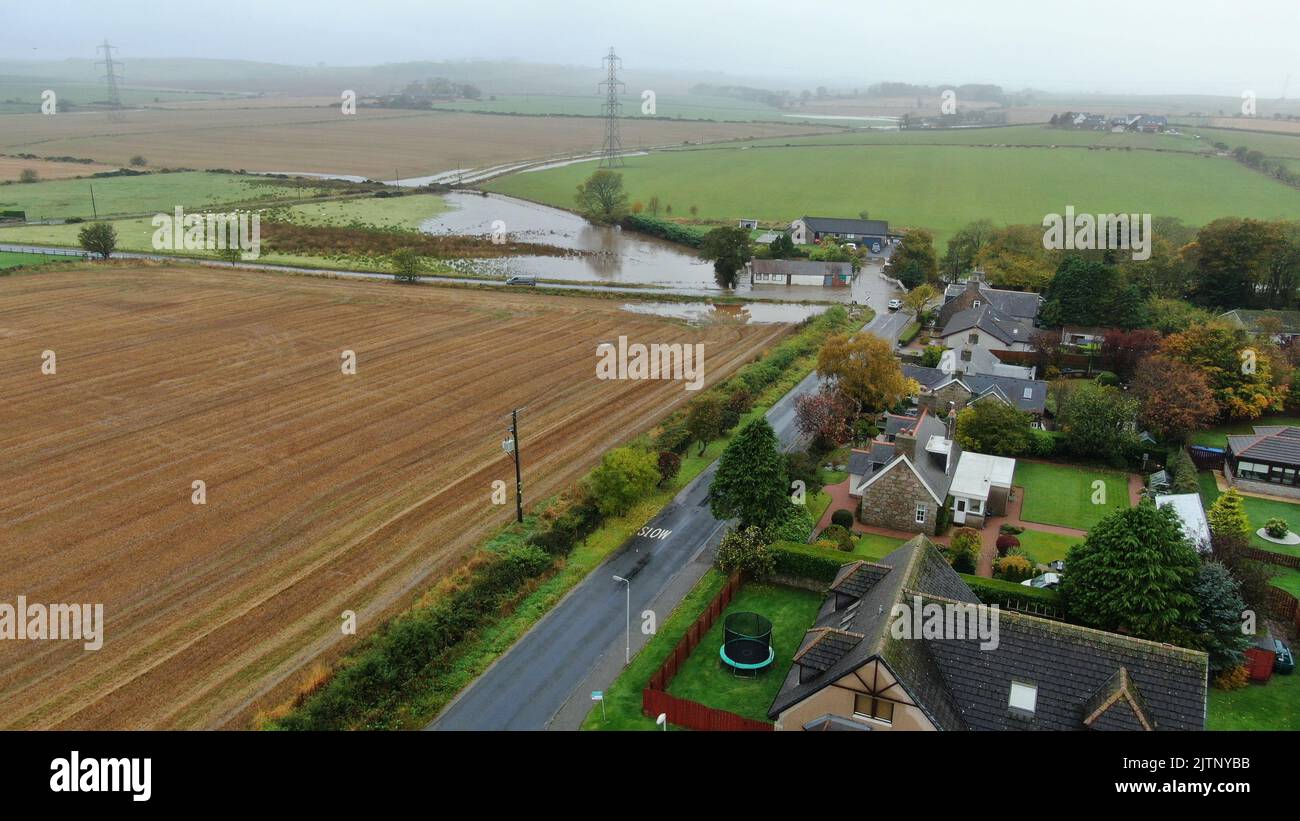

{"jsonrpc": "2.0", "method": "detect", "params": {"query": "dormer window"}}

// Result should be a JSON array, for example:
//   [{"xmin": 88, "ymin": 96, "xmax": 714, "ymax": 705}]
[
  {"xmin": 972, "ymin": 299, "xmax": 981, "ymax": 308},
  {"xmin": 1009, "ymin": 680, "xmax": 1038, "ymax": 717}
]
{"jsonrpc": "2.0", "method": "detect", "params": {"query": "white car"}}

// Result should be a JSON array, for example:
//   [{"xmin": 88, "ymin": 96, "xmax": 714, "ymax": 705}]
[{"xmin": 887, "ymin": 298, "xmax": 903, "ymax": 311}]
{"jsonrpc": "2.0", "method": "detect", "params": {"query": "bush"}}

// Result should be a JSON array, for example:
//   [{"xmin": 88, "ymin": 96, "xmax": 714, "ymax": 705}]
[
  {"xmin": 1265, "ymin": 518, "xmax": 1289, "ymax": 539},
  {"xmin": 727, "ymin": 386, "xmax": 755, "ymax": 417},
  {"xmin": 656, "ymin": 451, "xmax": 681, "ymax": 486},
  {"xmin": 587, "ymin": 446, "xmax": 660, "ymax": 517},
  {"xmin": 771, "ymin": 541, "xmax": 845, "ymax": 583},
  {"xmin": 654, "ymin": 422, "xmax": 692, "ymax": 456},
  {"xmin": 950, "ymin": 548, "xmax": 977, "ymax": 574},
  {"xmin": 1095, "ymin": 371, "xmax": 1119, "ymax": 387},
  {"xmin": 715, "ymin": 526, "xmax": 776, "ymax": 578},
  {"xmin": 527, "ymin": 493, "xmax": 603, "ymax": 556},
  {"xmin": 995, "ymin": 534, "xmax": 1020, "ymax": 556},
  {"xmin": 818, "ymin": 524, "xmax": 855, "ymax": 552},
  {"xmin": 1029, "ymin": 428, "xmax": 1057, "ymax": 457},
  {"xmin": 999, "ymin": 523, "xmax": 1024, "ymax": 535},
  {"xmin": 831, "ymin": 508, "xmax": 854, "ymax": 528},
  {"xmin": 764, "ymin": 503, "xmax": 815, "ymax": 543},
  {"xmin": 1166, "ymin": 447, "xmax": 1199, "ymax": 494},
  {"xmin": 994, "ymin": 554, "xmax": 1036, "ymax": 583},
  {"xmin": 1212, "ymin": 664, "xmax": 1250, "ymax": 691},
  {"xmin": 785, "ymin": 451, "xmax": 824, "ymax": 497}
]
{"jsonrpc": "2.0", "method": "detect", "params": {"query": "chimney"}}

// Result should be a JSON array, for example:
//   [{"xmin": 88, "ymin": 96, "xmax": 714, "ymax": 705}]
[{"xmin": 895, "ymin": 408, "xmax": 926, "ymax": 461}]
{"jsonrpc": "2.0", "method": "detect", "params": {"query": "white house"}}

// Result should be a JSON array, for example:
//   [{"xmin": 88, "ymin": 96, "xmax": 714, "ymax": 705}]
[
  {"xmin": 1154, "ymin": 493, "xmax": 1212, "ymax": 553},
  {"xmin": 947, "ymin": 451, "xmax": 1016, "ymax": 527}
]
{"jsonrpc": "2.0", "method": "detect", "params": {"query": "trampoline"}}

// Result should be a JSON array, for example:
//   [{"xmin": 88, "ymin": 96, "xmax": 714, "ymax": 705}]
[{"xmin": 719, "ymin": 612, "xmax": 774, "ymax": 677}]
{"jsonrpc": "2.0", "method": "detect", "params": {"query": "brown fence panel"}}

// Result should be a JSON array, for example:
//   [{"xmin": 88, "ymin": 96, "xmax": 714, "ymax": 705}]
[
  {"xmin": 1246, "ymin": 547, "xmax": 1300, "ymax": 570},
  {"xmin": 643, "ymin": 688, "xmax": 773, "ymax": 732},
  {"xmin": 1188, "ymin": 446, "xmax": 1226, "ymax": 471},
  {"xmin": 1265, "ymin": 586, "xmax": 1299, "ymax": 630}
]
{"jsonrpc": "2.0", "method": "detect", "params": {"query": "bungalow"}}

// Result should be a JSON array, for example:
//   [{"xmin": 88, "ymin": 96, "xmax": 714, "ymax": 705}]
[
  {"xmin": 1154, "ymin": 493, "xmax": 1212, "ymax": 553},
  {"xmin": 938, "ymin": 278, "xmax": 1042, "ymax": 330},
  {"xmin": 790, "ymin": 216, "xmax": 890, "ymax": 252},
  {"xmin": 1220, "ymin": 309, "xmax": 1300, "ymax": 347},
  {"xmin": 749, "ymin": 259, "xmax": 854, "ymax": 288},
  {"xmin": 1226, "ymin": 425, "xmax": 1300, "ymax": 499},
  {"xmin": 768, "ymin": 536, "xmax": 1209, "ymax": 731},
  {"xmin": 948, "ymin": 451, "xmax": 1016, "ymax": 527},
  {"xmin": 902, "ymin": 365, "xmax": 1048, "ymax": 427}
]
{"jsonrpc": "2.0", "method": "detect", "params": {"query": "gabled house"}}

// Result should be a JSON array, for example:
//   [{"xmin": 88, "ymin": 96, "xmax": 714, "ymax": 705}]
[
  {"xmin": 789, "ymin": 216, "xmax": 890, "ymax": 251},
  {"xmin": 902, "ymin": 365, "xmax": 1048, "ymax": 427},
  {"xmin": 1220, "ymin": 309, "xmax": 1300, "ymax": 348},
  {"xmin": 768, "ymin": 536, "xmax": 1209, "ymax": 731},
  {"xmin": 938, "ymin": 278, "xmax": 1042, "ymax": 331},
  {"xmin": 749, "ymin": 259, "xmax": 854, "ymax": 288},
  {"xmin": 854, "ymin": 408, "xmax": 958, "ymax": 535},
  {"xmin": 1226, "ymin": 425, "xmax": 1300, "ymax": 499}
]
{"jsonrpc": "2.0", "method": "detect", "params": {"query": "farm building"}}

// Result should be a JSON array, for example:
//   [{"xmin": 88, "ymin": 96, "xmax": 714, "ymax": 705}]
[
  {"xmin": 789, "ymin": 215, "xmax": 890, "ymax": 251},
  {"xmin": 749, "ymin": 259, "xmax": 854, "ymax": 287}
]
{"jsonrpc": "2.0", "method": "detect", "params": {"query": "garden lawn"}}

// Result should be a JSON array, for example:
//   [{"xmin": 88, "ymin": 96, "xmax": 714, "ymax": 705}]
[
  {"xmin": 1208, "ymin": 672, "xmax": 1300, "ymax": 730},
  {"xmin": 1188, "ymin": 415, "xmax": 1300, "ymax": 449},
  {"xmin": 856, "ymin": 533, "xmax": 905, "ymax": 560},
  {"xmin": 1015, "ymin": 462, "xmax": 1130, "ymax": 531},
  {"xmin": 1197, "ymin": 471, "xmax": 1300, "ymax": 558},
  {"xmin": 1015, "ymin": 528, "xmax": 1081, "ymax": 566},
  {"xmin": 664, "ymin": 582, "xmax": 823, "ymax": 722}
]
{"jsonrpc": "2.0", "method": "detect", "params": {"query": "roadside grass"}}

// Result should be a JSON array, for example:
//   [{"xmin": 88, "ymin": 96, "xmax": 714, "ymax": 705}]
[
  {"xmin": 0, "ymin": 251, "xmax": 56, "ymax": 269},
  {"xmin": 1208, "ymin": 671, "xmax": 1300, "ymax": 730},
  {"xmin": 1188, "ymin": 415, "xmax": 1300, "ymax": 449},
  {"xmin": 1015, "ymin": 461, "xmax": 1130, "ymax": 531},
  {"xmin": 1015, "ymin": 528, "xmax": 1081, "ymax": 566},
  {"xmin": 0, "ymin": 171, "xmax": 328, "ymax": 220},
  {"xmin": 484, "ymin": 141, "xmax": 1300, "ymax": 248},
  {"xmin": 582, "ymin": 570, "xmax": 729, "ymax": 730},
  {"xmin": 1197, "ymin": 471, "xmax": 1300, "ymax": 558},
  {"xmin": 664, "ymin": 582, "xmax": 823, "ymax": 722}
]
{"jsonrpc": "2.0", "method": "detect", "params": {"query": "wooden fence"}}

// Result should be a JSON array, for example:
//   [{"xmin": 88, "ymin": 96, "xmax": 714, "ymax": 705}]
[
  {"xmin": 1188, "ymin": 446, "xmax": 1226, "ymax": 471},
  {"xmin": 642, "ymin": 572, "xmax": 774, "ymax": 731},
  {"xmin": 1246, "ymin": 546, "xmax": 1300, "ymax": 570},
  {"xmin": 1265, "ymin": 586, "xmax": 1300, "ymax": 632}
]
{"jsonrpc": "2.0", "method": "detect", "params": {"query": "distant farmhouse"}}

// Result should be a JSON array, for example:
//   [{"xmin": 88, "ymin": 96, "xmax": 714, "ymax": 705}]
[
  {"xmin": 1052, "ymin": 111, "xmax": 1169, "ymax": 133},
  {"xmin": 790, "ymin": 216, "xmax": 891, "ymax": 252},
  {"xmin": 750, "ymin": 259, "xmax": 854, "ymax": 288},
  {"xmin": 1220, "ymin": 309, "xmax": 1300, "ymax": 347},
  {"xmin": 768, "ymin": 536, "xmax": 1209, "ymax": 731}
]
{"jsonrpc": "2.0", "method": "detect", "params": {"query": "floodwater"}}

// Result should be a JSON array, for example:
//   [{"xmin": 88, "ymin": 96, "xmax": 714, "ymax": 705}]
[
  {"xmin": 418, "ymin": 191, "xmax": 905, "ymax": 305},
  {"xmin": 619, "ymin": 301, "xmax": 829, "ymax": 324}
]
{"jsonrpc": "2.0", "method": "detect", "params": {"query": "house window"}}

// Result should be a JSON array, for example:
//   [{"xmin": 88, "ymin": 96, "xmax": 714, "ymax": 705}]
[
  {"xmin": 1009, "ymin": 680, "xmax": 1037, "ymax": 715},
  {"xmin": 970, "ymin": 499, "xmax": 984, "ymax": 515},
  {"xmin": 968, "ymin": 333, "xmax": 979, "ymax": 344},
  {"xmin": 972, "ymin": 299, "xmax": 982, "ymax": 308},
  {"xmin": 1237, "ymin": 461, "xmax": 1270, "ymax": 482},
  {"xmin": 960, "ymin": 349, "xmax": 972, "ymax": 362},
  {"xmin": 853, "ymin": 694, "xmax": 895, "ymax": 724},
  {"xmin": 914, "ymin": 503, "xmax": 927, "ymax": 524},
  {"xmin": 1030, "ymin": 420, "xmax": 1041, "ymax": 429}
]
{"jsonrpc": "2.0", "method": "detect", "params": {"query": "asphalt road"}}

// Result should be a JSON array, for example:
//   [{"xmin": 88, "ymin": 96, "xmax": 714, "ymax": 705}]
[{"xmin": 429, "ymin": 307, "xmax": 913, "ymax": 730}]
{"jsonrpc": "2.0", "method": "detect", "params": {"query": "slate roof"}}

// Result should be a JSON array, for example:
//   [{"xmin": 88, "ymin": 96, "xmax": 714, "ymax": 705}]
[
  {"xmin": 883, "ymin": 413, "xmax": 918, "ymax": 438},
  {"xmin": 943, "ymin": 280, "xmax": 1042, "ymax": 321},
  {"xmin": 900, "ymin": 366, "xmax": 1047, "ymax": 414},
  {"xmin": 1229, "ymin": 426, "xmax": 1300, "ymax": 467},
  {"xmin": 847, "ymin": 448, "xmax": 872, "ymax": 477},
  {"xmin": 941, "ymin": 304, "xmax": 1033, "ymax": 345},
  {"xmin": 769, "ymin": 536, "xmax": 1210, "ymax": 730},
  {"xmin": 798, "ymin": 215, "xmax": 890, "ymax": 236},
  {"xmin": 1220, "ymin": 309, "xmax": 1300, "ymax": 335},
  {"xmin": 830, "ymin": 561, "xmax": 892, "ymax": 599},
  {"xmin": 750, "ymin": 259, "xmax": 853, "ymax": 278}
]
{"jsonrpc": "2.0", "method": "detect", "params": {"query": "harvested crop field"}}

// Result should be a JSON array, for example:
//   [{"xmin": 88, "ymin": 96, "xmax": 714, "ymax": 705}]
[
  {"xmin": 0, "ymin": 155, "xmax": 119, "ymax": 182},
  {"xmin": 0, "ymin": 264, "xmax": 788, "ymax": 728}
]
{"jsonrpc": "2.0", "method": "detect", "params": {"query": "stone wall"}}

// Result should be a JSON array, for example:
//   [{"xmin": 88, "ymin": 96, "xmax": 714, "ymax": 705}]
[{"xmin": 859, "ymin": 463, "xmax": 938, "ymax": 535}]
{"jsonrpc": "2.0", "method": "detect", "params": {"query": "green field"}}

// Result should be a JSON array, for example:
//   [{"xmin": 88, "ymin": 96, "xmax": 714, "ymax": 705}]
[
  {"xmin": 0, "ymin": 250, "xmax": 56, "ymax": 269},
  {"xmin": 1015, "ymin": 528, "xmax": 1081, "ymax": 565},
  {"xmin": 1015, "ymin": 462, "xmax": 1131, "ymax": 531},
  {"xmin": 487, "ymin": 141, "xmax": 1300, "ymax": 247},
  {"xmin": 1197, "ymin": 471, "xmax": 1300, "ymax": 558},
  {"xmin": 0, "ymin": 171, "xmax": 328, "ymax": 221},
  {"xmin": 0, "ymin": 78, "xmax": 227, "ymax": 113},
  {"xmin": 428, "ymin": 92, "xmax": 852, "ymax": 124},
  {"xmin": 742, "ymin": 123, "xmax": 1205, "ymax": 152},
  {"xmin": 1208, "ymin": 671, "xmax": 1300, "ymax": 730}
]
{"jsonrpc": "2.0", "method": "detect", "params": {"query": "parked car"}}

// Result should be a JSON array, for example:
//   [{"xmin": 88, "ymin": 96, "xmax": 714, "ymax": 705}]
[
  {"xmin": 1275, "ymin": 639, "xmax": 1295, "ymax": 674},
  {"xmin": 887, "ymin": 298, "xmax": 903, "ymax": 311},
  {"xmin": 1021, "ymin": 572, "xmax": 1062, "ymax": 589},
  {"xmin": 505, "ymin": 275, "xmax": 536, "ymax": 286}
]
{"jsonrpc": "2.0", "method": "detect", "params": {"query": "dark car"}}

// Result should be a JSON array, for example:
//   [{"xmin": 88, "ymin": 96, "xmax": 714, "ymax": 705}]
[{"xmin": 1275, "ymin": 640, "xmax": 1295, "ymax": 674}]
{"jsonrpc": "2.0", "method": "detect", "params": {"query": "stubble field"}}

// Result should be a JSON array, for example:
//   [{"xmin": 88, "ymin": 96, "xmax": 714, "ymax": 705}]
[{"xmin": 0, "ymin": 264, "xmax": 787, "ymax": 728}]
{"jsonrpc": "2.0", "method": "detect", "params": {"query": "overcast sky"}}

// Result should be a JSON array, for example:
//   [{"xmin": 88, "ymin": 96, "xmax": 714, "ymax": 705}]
[{"xmin": 5, "ymin": 0, "xmax": 1297, "ymax": 95}]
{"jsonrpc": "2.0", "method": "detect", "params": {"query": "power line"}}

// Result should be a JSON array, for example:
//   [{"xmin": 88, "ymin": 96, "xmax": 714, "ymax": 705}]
[
  {"xmin": 96, "ymin": 40, "xmax": 125, "ymax": 122},
  {"xmin": 598, "ymin": 47, "xmax": 625, "ymax": 168}
]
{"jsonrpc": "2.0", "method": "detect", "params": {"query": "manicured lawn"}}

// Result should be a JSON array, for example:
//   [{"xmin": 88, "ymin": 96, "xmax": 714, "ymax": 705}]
[
  {"xmin": 664, "ymin": 582, "xmax": 823, "ymax": 723},
  {"xmin": 1208, "ymin": 671, "xmax": 1300, "ymax": 730},
  {"xmin": 1015, "ymin": 528, "xmax": 1081, "ymax": 566},
  {"xmin": 1188, "ymin": 415, "xmax": 1300, "ymax": 449},
  {"xmin": 1197, "ymin": 471, "xmax": 1300, "ymax": 558},
  {"xmin": 1269, "ymin": 567, "xmax": 1300, "ymax": 598},
  {"xmin": 1015, "ymin": 461, "xmax": 1131, "ymax": 531},
  {"xmin": 856, "ymin": 533, "xmax": 905, "ymax": 560},
  {"xmin": 486, "ymin": 141, "xmax": 1300, "ymax": 248},
  {"xmin": 807, "ymin": 489, "xmax": 832, "ymax": 528}
]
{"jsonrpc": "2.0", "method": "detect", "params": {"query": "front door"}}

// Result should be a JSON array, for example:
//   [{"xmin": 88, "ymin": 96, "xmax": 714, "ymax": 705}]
[{"xmin": 954, "ymin": 498, "xmax": 967, "ymax": 524}]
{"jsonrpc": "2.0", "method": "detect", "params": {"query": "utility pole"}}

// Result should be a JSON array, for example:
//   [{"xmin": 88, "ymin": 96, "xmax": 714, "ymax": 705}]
[
  {"xmin": 503, "ymin": 408, "xmax": 524, "ymax": 523},
  {"xmin": 598, "ymin": 47, "xmax": 625, "ymax": 168},
  {"xmin": 89, "ymin": 183, "xmax": 97, "ymax": 219},
  {"xmin": 613, "ymin": 575, "xmax": 630, "ymax": 664}
]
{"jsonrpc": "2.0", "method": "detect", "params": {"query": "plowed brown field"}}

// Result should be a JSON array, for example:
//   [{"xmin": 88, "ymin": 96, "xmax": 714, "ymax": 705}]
[{"xmin": 0, "ymin": 265, "xmax": 787, "ymax": 728}]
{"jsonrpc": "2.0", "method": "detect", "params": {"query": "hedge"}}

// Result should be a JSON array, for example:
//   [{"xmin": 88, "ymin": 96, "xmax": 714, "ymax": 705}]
[
  {"xmin": 621, "ymin": 214, "xmax": 706, "ymax": 248},
  {"xmin": 771, "ymin": 540, "xmax": 849, "ymax": 583},
  {"xmin": 960, "ymin": 573, "xmax": 1063, "ymax": 612},
  {"xmin": 898, "ymin": 321, "xmax": 922, "ymax": 345}
]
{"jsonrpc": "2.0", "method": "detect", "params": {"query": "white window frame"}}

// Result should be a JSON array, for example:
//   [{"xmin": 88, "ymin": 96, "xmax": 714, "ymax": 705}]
[
  {"xmin": 914, "ymin": 503, "xmax": 927, "ymax": 524},
  {"xmin": 972, "ymin": 299, "xmax": 982, "ymax": 308},
  {"xmin": 1009, "ymin": 680, "xmax": 1037, "ymax": 714}
]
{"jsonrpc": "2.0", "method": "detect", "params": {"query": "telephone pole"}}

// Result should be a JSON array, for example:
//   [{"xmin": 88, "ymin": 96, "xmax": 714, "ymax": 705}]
[
  {"xmin": 503, "ymin": 408, "xmax": 524, "ymax": 523},
  {"xmin": 598, "ymin": 47, "xmax": 625, "ymax": 168}
]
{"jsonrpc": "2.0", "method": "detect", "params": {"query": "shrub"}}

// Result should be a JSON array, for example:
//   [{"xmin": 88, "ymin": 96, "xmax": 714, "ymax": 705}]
[
  {"xmin": 1265, "ymin": 518, "xmax": 1289, "ymax": 539},
  {"xmin": 771, "ymin": 541, "xmax": 844, "ymax": 583},
  {"xmin": 727, "ymin": 386, "xmax": 755, "ymax": 417},
  {"xmin": 764, "ymin": 503, "xmax": 815, "ymax": 543},
  {"xmin": 784, "ymin": 451, "xmax": 824, "ymax": 497},
  {"xmin": 818, "ymin": 524, "xmax": 855, "ymax": 552},
  {"xmin": 1029, "ymin": 428, "xmax": 1056, "ymax": 457},
  {"xmin": 962, "ymin": 574, "xmax": 1062, "ymax": 613},
  {"xmin": 1213, "ymin": 664, "xmax": 1250, "ymax": 691},
  {"xmin": 654, "ymin": 422, "xmax": 692, "ymax": 455},
  {"xmin": 1095, "ymin": 370, "xmax": 1119, "ymax": 387},
  {"xmin": 995, "ymin": 534, "xmax": 1020, "ymax": 556},
  {"xmin": 587, "ymin": 446, "xmax": 660, "ymax": 517},
  {"xmin": 656, "ymin": 451, "xmax": 681, "ymax": 486},
  {"xmin": 994, "ymin": 554, "xmax": 1036, "ymax": 583},
  {"xmin": 715, "ymin": 526, "xmax": 775, "ymax": 578},
  {"xmin": 999, "ymin": 523, "xmax": 1024, "ymax": 535},
  {"xmin": 950, "ymin": 548, "xmax": 977, "ymax": 574},
  {"xmin": 831, "ymin": 508, "xmax": 854, "ymax": 528},
  {"xmin": 1166, "ymin": 447, "xmax": 1199, "ymax": 494}
]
